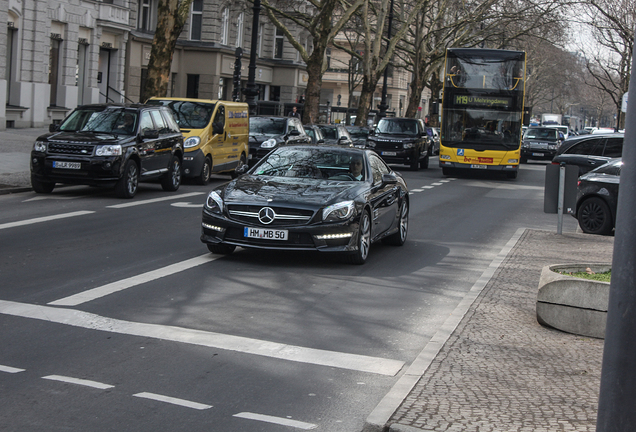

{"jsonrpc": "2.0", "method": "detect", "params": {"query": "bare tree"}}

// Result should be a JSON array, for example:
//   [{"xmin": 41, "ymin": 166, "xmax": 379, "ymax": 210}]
[
  {"xmin": 260, "ymin": 0, "xmax": 365, "ymax": 124},
  {"xmin": 142, "ymin": 0, "xmax": 194, "ymax": 100}
]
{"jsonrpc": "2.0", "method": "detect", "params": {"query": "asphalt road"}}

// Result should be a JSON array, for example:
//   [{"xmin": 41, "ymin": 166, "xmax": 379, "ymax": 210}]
[{"xmin": 0, "ymin": 160, "xmax": 579, "ymax": 431}]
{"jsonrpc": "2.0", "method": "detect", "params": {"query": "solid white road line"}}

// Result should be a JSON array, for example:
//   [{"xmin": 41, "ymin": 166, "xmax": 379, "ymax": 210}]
[
  {"xmin": 233, "ymin": 412, "xmax": 317, "ymax": 430},
  {"xmin": 42, "ymin": 374, "xmax": 114, "ymax": 389},
  {"xmin": 133, "ymin": 392, "xmax": 212, "ymax": 410},
  {"xmin": 0, "ymin": 364, "xmax": 25, "ymax": 373},
  {"xmin": 107, "ymin": 192, "xmax": 204, "ymax": 209},
  {"xmin": 0, "ymin": 300, "xmax": 404, "ymax": 376},
  {"xmin": 48, "ymin": 254, "xmax": 218, "ymax": 306},
  {"xmin": 0, "ymin": 211, "xmax": 95, "ymax": 230}
]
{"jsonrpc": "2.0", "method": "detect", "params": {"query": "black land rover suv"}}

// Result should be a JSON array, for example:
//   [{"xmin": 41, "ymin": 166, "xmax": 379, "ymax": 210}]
[
  {"xmin": 366, "ymin": 117, "xmax": 430, "ymax": 170},
  {"xmin": 30, "ymin": 104, "xmax": 184, "ymax": 198}
]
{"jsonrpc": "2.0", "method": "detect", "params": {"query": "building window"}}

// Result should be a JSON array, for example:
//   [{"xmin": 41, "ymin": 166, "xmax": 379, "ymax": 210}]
[
  {"xmin": 187, "ymin": 74, "xmax": 200, "ymax": 98},
  {"xmin": 274, "ymin": 27, "xmax": 283, "ymax": 59},
  {"xmin": 220, "ymin": 7, "xmax": 229, "ymax": 45},
  {"xmin": 235, "ymin": 12, "xmax": 244, "ymax": 48},
  {"xmin": 170, "ymin": 73, "xmax": 177, "ymax": 96},
  {"xmin": 257, "ymin": 24, "xmax": 264, "ymax": 57},
  {"xmin": 190, "ymin": 0, "xmax": 203, "ymax": 41},
  {"xmin": 138, "ymin": 0, "xmax": 156, "ymax": 31},
  {"xmin": 270, "ymin": 85, "xmax": 280, "ymax": 101},
  {"xmin": 49, "ymin": 37, "xmax": 62, "ymax": 107},
  {"xmin": 6, "ymin": 25, "xmax": 18, "ymax": 104}
]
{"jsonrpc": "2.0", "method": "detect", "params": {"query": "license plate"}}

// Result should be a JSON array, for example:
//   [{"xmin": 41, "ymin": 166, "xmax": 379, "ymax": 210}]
[
  {"xmin": 382, "ymin": 151, "xmax": 397, "ymax": 156},
  {"xmin": 53, "ymin": 161, "xmax": 81, "ymax": 169},
  {"xmin": 532, "ymin": 153, "xmax": 544, "ymax": 156},
  {"xmin": 244, "ymin": 227, "xmax": 288, "ymax": 240},
  {"xmin": 470, "ymin": 164, "xmax": 487, "ymax": 169}
]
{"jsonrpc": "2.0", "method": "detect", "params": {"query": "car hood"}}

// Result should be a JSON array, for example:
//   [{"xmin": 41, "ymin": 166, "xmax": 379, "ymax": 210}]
[
  {"xmin": 249, "ymin": 134, "xmax": 283, "ymax": 145},
  {"xmin": 220, "ymin": 175, "xmax": 364, "ymax": 207},
  {"xmin": 39, "ymin": 131, "xmax": 131, "ymax": 144}
]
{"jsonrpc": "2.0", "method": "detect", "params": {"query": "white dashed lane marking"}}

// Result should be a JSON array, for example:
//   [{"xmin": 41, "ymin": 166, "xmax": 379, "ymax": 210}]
[
  {"xmin": 42, "ymin": 375, "xmax": 114, "ymax": 390},
  {"xmin": 133, "ymin": 392, "xmax": 212, "ymax": 410},
  {"xmin": 0, "ymin": 364, "xmax": 25, "ymax": 373},
  {"xmin": 234, "ymin": 412, "xmax": 317, "ymax": 430},
  {"xmin": 0, "ymin": 211, "xmax": 95, "ymax": 230},
  {"xmin": 107, "ymin": 192, "xmax": 204, "ymax": 208}
]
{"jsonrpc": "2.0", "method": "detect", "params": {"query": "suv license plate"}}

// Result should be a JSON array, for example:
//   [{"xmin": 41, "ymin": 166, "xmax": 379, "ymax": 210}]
[
  {"xmin": 244, "ymin": 227, "xmax": 288, "ymax": 240},
  {"xmin": 53, "ymin": 161, "xmax": 81, "ymax": 169},
  {"xmin": 470, "ymin": 164, "xmax": 487, "ymax": 169},
  {"xmin": 532, "ymin": 153, "xmax": 543, "ymax": 156},
  {"xmin": 381, "ymin": 151, "xmax": 397, "ymax": 156}
]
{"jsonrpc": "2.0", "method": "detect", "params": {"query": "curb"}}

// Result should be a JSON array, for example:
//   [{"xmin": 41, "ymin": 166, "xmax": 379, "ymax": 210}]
[
  {"xmin": 0, "ymin": 186, "xmax": 32, "ymax": 195},
  {"xmin": 362, "ymin": 227, "xmax": 527, "ymax": 432}
]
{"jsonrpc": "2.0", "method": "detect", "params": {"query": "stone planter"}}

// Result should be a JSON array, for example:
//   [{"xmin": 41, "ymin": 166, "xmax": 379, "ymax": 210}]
[{"xmin": 536, "ymin": 263, "xmax": 611, "ymax": 339}]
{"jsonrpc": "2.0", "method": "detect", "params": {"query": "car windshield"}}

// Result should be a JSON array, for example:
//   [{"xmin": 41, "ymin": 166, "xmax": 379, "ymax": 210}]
[
  {"xmin": 250, "ymin": 118, "xmax": 287, "ymax": 135},
  {"xmin": 524, "ymin": 128, "xmax": 558, "ymax": 140},
  {"xmin": 376, "ymin": 119, "xmax": 419, "ymax": 135},
  {"xmin": 253, "ymin": 147, "xmax": 364, "ymax": 180},
  {"xmin": 59, "ymin": 108, "xmax": 138, "ymax": 136},
  {"xmin": 148, "ymin": 100, "xmax": 214, "ymax": 129},
  {"xmin": 319, "ymin": 126, "xmax": 338, "ymax": 139}
]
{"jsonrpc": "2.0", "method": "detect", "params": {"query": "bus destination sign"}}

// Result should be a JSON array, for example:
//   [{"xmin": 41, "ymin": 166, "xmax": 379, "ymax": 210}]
[{"xmin": 454, "ymin": 95, "xmax": 511, "ymax": 108}]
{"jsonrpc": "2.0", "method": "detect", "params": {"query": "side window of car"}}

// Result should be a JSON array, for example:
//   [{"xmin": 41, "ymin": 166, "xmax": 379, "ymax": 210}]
[
  {"xmin": 213, "ymin": 106, "xmax": 225, "ymax": 131},
  {"xmin": 150, "ymin": 110, "xmax": 168, "ymax": 134},
  {"xmin": 161, "ymin": 109, "xmax": 180, "ymax": 134},
  {"xmin": 602, "ymin": 138, "xmax": 623, "ymax": 158},
  {"xmin": 565, "ymin": 138, "xmax": 602, "ymax": 155},
  {"xmin": 139, "ymin": 111, "xmax": 155, "ymax": 135},
  {"xmin": 369, "ymin": 153, "xmax": 389, "ymax": 184}
]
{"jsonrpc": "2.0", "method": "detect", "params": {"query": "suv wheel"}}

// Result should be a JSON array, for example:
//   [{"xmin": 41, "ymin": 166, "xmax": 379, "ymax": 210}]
[
  {"xmin": 409, "ymin": 151, "xmax": 420, "ymax": 171},
  {"xmin": 161, "ymin": 156, "xmax": 181, "ymax": 191},
  {"xmin": 115, "ymin": 160, "xmax": 139, "ymax": 198},
  {"xmin": 196, "ymin": 156, "xmax": 212, "ymax": 185},
  {"xmin": 578, "ymin": 197, "xmax": 613, "ymax": 235},
  {"xmin": 420, "ymin": 154, "xmax": 429, "ymax": 169},
  {"xmin": 31, "ymin": 176, "xmax": 55, "ymax": 194}
]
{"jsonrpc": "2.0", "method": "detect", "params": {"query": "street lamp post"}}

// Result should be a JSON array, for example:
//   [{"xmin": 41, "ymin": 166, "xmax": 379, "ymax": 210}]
[
  {"xmin": 244, "ymin": 0, "xmax": 261, "ymax": 116},
  {"xmin": 377, "ymin": 0, "xmax": 394, "ymax": 119}
]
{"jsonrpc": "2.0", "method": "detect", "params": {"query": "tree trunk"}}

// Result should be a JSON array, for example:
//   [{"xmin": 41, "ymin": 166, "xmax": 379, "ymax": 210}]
[
  {"xmin": 303, "ymin": 50, "xmax": 324, "ymax": 124},
  {"xmin": 354, "ymin": 75, "xmax": 381, "ymax": 126},
  {"xmin": 142, "ymin": 0, "xmax": 192, "ymax": 101}
]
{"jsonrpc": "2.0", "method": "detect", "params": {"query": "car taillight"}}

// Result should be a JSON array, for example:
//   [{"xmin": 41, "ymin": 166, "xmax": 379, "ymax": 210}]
[{"xmin": 577, "ymin": 180, "xmax": 581, "ymax": 187}]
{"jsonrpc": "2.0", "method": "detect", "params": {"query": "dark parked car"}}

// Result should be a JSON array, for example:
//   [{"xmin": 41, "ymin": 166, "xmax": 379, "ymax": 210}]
[
  {"xmin": 345, "ymin": 125, "xmax": 370, "ymax": 148},
  {"xmin": 521, "ymin": 127, "xmax": 564, "ymax": 162},
  {"xmin": 425, "ymin": 126, "xmax": 440, "ymax": 156},
  {"xmin": 574, "ymin": 158, "xmax": 621, "ymax": 235},
  {"xmin": 366, "ymin": 117, "xmax": 430, "ymax": 171},
  {"xmin": 201, "ymin": 145, "xmax": 409, "ymax": 264},
  {"xmin": 317, "ymin": 124, "xmax": 354, "ymax": 147},
  {"xmin": 30, "ymin": 103, "xmax": 183, "ymax": 198},
  {"xmin": 551, "ymin": 132, "xmax": 623, "ymax": 175},
  {"xmin": 248, "ymin": 116, "xmax": 310, "ymax": 166},
  {"xmin": 303, "ymin": 124, "xmax": 326, "ymax": 145}
]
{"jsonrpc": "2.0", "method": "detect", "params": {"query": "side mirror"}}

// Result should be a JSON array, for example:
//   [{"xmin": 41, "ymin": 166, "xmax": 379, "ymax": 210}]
[
  {"xmin": 234, "ymin": 163, "xmax": 250, "ymax": 176},
  {"xmin": 49, "ymin": 124, "xmax": 59, "ymax": 132},
  {"xmin": 143, "ymin": 129, "xmax": 159, "ymax": 139},
  {"xmin": 381, "ymin": 173, "xmax": 398, "ymax": 185}
]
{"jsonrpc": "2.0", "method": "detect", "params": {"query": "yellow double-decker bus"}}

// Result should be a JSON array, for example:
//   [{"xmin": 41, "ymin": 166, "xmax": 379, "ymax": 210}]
[{"xmin": 438, "ymin": 48, "xmax": 526, "ymax": 179}]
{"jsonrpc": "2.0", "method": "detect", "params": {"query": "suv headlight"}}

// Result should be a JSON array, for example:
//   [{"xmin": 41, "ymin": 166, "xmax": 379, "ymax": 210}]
[
  {"xmin": 403, "ymin": 142, "xmax": 415, "ymax": 149},
  {"xmin": 548, "ymin": 144, "xmax": 558, "ymax": 150},
  {"xmin": 33, "ymin": 141, "xmax": 47, "ymax": 152},
  {"xmin": 205, "ymin": 191, "xmax": 224, "ymax": 214},
  {"xmin": 323, "ymin": 201, "xmax": 355, "ymax": 222},
  {"xmin": 184, "ymin": 136, "xmax": 201, "ymax": 148},
  {"xmin": 261, "ymin": 138, "xmax": 277, "ymax": 149},
  {"xmin": 95, "ymin": 144, "xmax": 122, "ymax": 156}
]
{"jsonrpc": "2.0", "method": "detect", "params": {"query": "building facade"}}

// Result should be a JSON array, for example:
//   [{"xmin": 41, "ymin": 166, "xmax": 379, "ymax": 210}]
[{"xmin": 0, "ymin": 0, "xmax": 417, "ymax": 129}]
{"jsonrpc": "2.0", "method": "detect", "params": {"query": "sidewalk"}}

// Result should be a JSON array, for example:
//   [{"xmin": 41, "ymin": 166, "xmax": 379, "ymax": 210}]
[
  {"xmin": 366, "ymin": 228, "xmax": 614, "ymax": 432},
  {"xmin": 0, "ymin": 127, "xmax": 48, "ymax": 193}
]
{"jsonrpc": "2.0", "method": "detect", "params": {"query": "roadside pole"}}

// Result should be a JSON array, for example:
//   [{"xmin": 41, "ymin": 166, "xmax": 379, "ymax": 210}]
[
  {"xmin": 596, "ymin": 32, "xmax": 636, "ymax": 431},
  {"xmin": 557, "ymin": 163, "xmax": 565, "ymax": 234}
]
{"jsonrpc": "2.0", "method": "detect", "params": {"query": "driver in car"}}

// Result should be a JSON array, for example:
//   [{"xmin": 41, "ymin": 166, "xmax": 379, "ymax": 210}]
[{"xmin": 349, "ymin": 156, "xmax": 364, "ymax": 181}]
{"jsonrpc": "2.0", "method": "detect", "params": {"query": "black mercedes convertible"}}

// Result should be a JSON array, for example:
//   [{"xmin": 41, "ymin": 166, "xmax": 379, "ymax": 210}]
[{"xmin": 200, "ymin": 145, "xmax": 409, "ymax": 264}]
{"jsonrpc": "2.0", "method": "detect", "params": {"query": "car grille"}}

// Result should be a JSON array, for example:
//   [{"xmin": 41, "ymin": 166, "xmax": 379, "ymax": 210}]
[
  {"xmin": 225, "ymin": 227, "xmax": 315, "ymax": 247},
  {"xmin": 227, "ymin": 205, "xmax": 314, "ymax": 226},
  {"xmin": 48, "ymin": 142, "xmax": 95, "ymax": 155},
  {"xmin": 373, "ymin": 140, "xmax": 405, "ymax": 150}
]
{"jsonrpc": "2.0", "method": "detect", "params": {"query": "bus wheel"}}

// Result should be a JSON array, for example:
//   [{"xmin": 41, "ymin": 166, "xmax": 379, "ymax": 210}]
[
  {"xmin": 506, "ymin": 170, "xmax": 518, "ymax": 179},
  {"xmin": 420, "ymin": 155, "xmax": 429, "ymax": 169},
  {"xmin": 442, "ymin": 167, "xmax": 454, "ymax": 176}
]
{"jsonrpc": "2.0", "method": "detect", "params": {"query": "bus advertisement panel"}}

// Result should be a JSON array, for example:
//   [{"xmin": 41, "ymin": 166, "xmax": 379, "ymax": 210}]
[{"xmin": 439, "ymin": 48, "xmax": 526, "ymax": 179}]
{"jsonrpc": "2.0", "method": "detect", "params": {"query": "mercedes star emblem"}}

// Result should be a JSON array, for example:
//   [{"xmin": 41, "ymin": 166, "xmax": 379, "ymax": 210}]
[{"xmin": 258, "ymin": 207, "xmax": 276, "ymax": 225}]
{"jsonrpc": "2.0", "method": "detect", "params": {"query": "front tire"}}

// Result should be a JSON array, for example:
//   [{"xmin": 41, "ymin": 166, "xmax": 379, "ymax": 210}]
[
  {"xmin": 196, "ymin": 156, "xmax": 212, "ymax": 185},
  {"xmin": 383, "ymin": 199, "xmax": 408, "ymax": 246},
  {"xmin": 578, "ymin": 197, "xmax": 613, "ymax": 235},
  {"xmin": 420, "ymin": 154, "xmax": 429, "ymax": 169},
  {"xmin": 346, "ymin": 210, "xmax": 371, "ymax": 265},
  {"xmin": 161, "ymin": 155, "xmax": 181, "ymax": 191},
  {"xmin": 31, "ymin": 176, "xmax": 55, "ymax": 194},
  {"xmin": 115, "ymin": 160, "xmax": 139, "ymax": 198},
  {"xmin": 207, "ymin": 243, "xmax": 236, "ymax": 255},
  {"xmin": 409, "ymin": 151, "xmax": 420, "ymax": 171}
]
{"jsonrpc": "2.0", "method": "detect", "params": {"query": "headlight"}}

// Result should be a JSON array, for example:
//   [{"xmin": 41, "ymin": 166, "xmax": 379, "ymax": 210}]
[
  {"xmin": 95, "ymin": 144, "xmax": 122, "ymax": 156},
  {"xmin": 205, "ymin": 191, "xmax": 224, "ymax": 214},
  {"xmin": 522, "ymin": 142, "xmax": 529, "ymax": 148},
  {"xmin": 184, "ymin": 136, "xmax": 201, "ymax": 148},
  {"xmin": 548, "ymin": 144, "xmax": 558, "ymax": 150},
  {"xmin": 366, "ymin": 140, "xmax": 376, "ymax": 149},
  {"xmin": 33, "ymin": 141, "xmax": 47, "ymax": 152},
  {"xmin": 261, "ymin": 138, "xmax": 277, "ymax": 148},
  {"xmin": 440, "ymin": 154, "xmax": 451, "ymax": 160},
  {"xmin": 323, "ymin": 201, "xmax": 355, "ymax": 222},
  {"xmin": 403, "ymin": 142, "xmax": 414, "ymax": 149}
]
